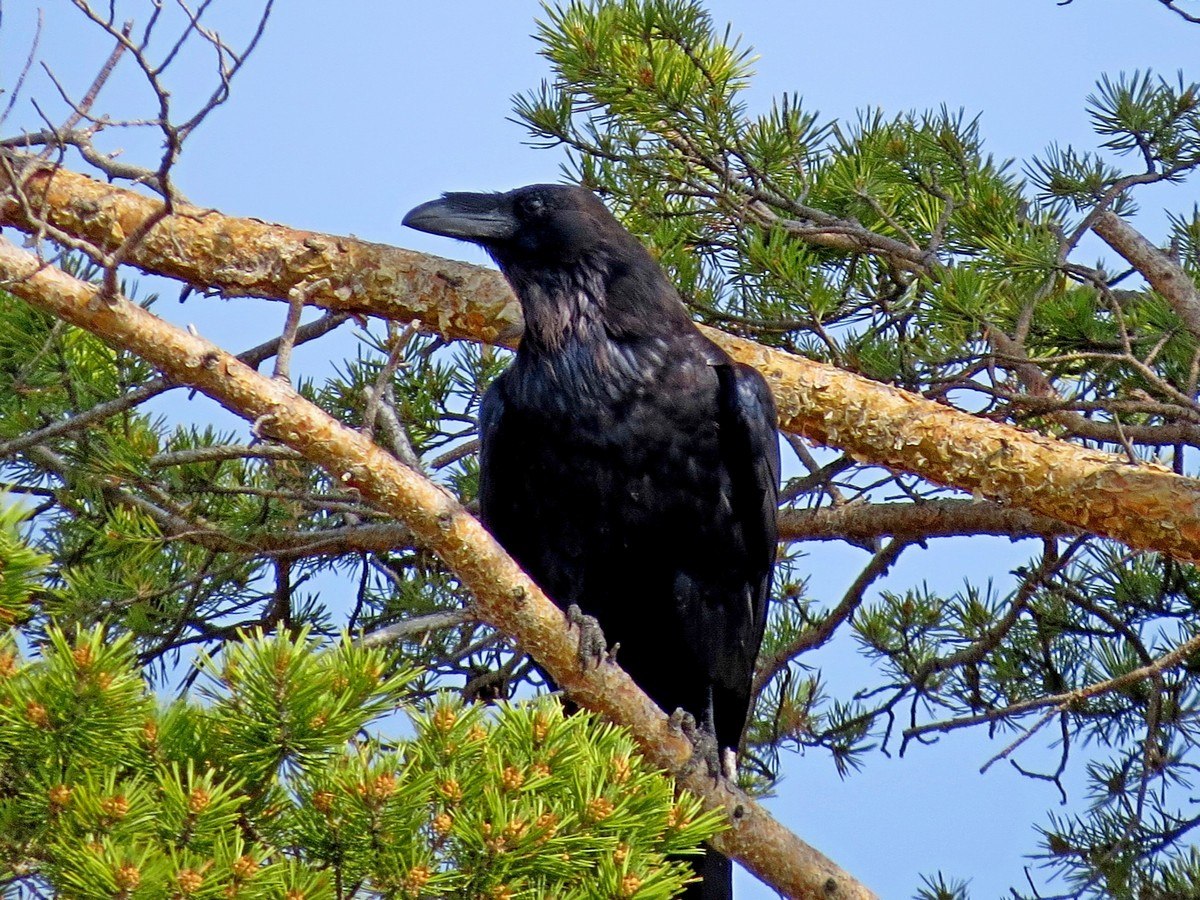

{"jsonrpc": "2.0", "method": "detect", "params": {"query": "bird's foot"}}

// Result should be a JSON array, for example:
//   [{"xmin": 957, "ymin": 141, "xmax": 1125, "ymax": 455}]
[
  {"xmin": 566, "ymin": 604, "xmax": 612, "ymax": 669},
  {"xmin": 670, "ymin": 709, "xmax": 723, "ymax": 781}
]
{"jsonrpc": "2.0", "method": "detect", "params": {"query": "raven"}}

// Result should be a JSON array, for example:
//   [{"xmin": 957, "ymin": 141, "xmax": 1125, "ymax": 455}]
[{"xmin": 404, "ymin": 184, "xmax": 779, "ymax": 899}]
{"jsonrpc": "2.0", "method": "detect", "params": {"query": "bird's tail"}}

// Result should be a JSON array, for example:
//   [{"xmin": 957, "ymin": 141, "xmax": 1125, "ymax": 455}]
[{"xmin": 680, "ymin": 847, "xmax": 733, "ymax": 900}]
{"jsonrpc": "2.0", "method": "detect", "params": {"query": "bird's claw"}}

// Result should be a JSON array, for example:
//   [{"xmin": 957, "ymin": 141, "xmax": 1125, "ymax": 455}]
[
  {"xmin": 671, "ymin": 708, "xmax": 724, "ymax": 780},
  {"xmin": 566, "ymin": 604, "xmax": 610, "ymax": 669}
]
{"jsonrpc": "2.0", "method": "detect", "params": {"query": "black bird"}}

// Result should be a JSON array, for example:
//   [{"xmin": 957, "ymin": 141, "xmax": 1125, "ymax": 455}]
[{"xmin": 404, "ymin": 184, "xmax": 779, "ymax": 899}]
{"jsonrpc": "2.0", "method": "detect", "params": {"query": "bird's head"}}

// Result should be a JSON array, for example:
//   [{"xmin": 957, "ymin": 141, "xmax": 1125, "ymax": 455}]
[
  {"xmin": 403, "ymin": 183, "xmax": 637, "ymax": 270},
  {"xmin": 403, "ymin": 184, "xmax": 690, "ymax": 349}
]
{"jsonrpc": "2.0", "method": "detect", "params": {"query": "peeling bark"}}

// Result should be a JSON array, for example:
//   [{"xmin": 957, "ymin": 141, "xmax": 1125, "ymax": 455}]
[{"xmin": 0, "ymin": 154, "xmax": 525, "ymax": 344}]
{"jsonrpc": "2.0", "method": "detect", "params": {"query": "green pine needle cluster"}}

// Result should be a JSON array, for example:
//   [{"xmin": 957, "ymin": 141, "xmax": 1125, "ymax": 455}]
[
  {"xmin": 0, "ymin": 617, "xmax": 718, "ymax": 898},
  {"xmin": 0, "ymin": 509, "xmax": 717, "ymax": 898}
]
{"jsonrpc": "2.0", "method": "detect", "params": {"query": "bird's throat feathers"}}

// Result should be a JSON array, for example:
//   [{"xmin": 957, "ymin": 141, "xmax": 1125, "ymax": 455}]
[
  {"xmin": 511, "ymin": 266, "xmax": 607, "ymax": 354},
  {"xmin": 503, "ymin": 260, "xmax": 691, "ymax": 413},
  {"xmin": 503, "ymin": 250, "xmax": 692, "ymax": 354}
]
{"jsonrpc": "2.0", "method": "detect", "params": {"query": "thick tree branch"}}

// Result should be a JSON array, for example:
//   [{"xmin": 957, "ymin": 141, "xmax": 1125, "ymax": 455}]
[
  {"xmin": 1092, "ymin": 209, "xmax": 1200, "ymax": 341},
  {"xmin": 55, "ymin": 497, "xmax": 1073, "ymax": 563},
  {"xmin": 0, "ymin": 237, "xmax": 873, "ymax": 900},
  {"xmin": 0, "ymin": 153, "xmax": 524, "ymax": 344},
  {"xmin": 778, "ymin": 499, "xmax": 1080, "ymax": 543},
  {"xmin": 135, "ymin": 497, "xmax": 1081, "ymax": 560},
  {"xmin": 3, "ymin": 155, "xmax": 1200, "ymax": 563}
]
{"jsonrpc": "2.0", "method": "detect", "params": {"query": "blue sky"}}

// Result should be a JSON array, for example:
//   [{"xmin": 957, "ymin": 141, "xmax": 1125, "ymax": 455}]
[{"xmin": 3, "ymin": 2, "xmax": 1198, "ymax": 896}]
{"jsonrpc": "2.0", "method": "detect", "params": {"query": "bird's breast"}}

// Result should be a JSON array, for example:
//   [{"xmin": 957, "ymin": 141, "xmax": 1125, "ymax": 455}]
[
  {"xmin": 499, "ymin": 342, "xmax": 728, "ymax": 509},
  {"xmin": 507, "ymin": 333, "xmax": 686, "ymax": 418}
]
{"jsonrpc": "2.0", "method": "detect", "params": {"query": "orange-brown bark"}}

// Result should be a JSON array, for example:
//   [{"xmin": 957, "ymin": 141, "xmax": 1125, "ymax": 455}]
[{"xmin": 778, "ymin": 499, "xmax": 1078, "ymax": 543}]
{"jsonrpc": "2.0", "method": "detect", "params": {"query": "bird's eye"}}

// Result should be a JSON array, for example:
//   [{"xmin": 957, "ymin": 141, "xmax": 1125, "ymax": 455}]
[{"xmin": 518, "ymin": 195, "xmax": 546, "ymax": 218}]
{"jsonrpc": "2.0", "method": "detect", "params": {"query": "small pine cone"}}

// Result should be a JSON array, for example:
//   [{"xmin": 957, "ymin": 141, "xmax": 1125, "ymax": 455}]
[
  {"xmin": 432, "ymin": 812, "xmax": 454, "ymax": 837},
  {"xmin": 100, "ymin": 794, "xmax": 129, "ymax": 820},
  {"xmin": 48, "ymin": 783, "xmax": 71, "ymax": 808},
  {"xmin": 500, "ymin": 765, "xmax": 525, "ymax": 792},
  {"xmin": 176, "ymin": 868, "xmax": 204, "ymax": 893},
  {"xmin": 188, "ymin": 788, "xmax": 211, "ymax": 813},
  {"xmin": 585, "ymin": 797, "xmax": 614, "ymax": 822},
  {"xmin": 114, "ymin": 862, "xmax": 141, "ymax": 890},
  {"xmin": 231, "ymin": 855, "xmax": 259, "ymax": 880}
]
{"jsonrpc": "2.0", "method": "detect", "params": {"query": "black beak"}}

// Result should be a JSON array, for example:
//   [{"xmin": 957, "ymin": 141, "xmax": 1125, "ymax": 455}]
[{"xmin": 402, "ymin": 192, "xmax": 517, "ymax": 243}]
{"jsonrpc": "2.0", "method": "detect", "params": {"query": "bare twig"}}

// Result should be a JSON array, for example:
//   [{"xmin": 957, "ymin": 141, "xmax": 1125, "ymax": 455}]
[
  {"xmin": 58, "ymin": 19, "xmax": 130, "ymax": 133},
  {"xmin": 362, "ymin": 323, "xmax": 423, "ymax": 470},
  {"xmin": 147, "ymin": 444, "xmax": 303, "ymax": 468},
  {"xmin": 0, "ymin": 9, "xmax": 41, "ymax": 129},
  {"xmin": 429, "ymin": 438, "xmax": 480, "ymax": 470},
  {"xmin": 273, "ymin": 279, "xmax": 312, "ymax": 381},
  {"xmin": 361, "ymin": 610, "xmax": 475, "ymax": 647},
  {"xmin": 1155, "ymin": 0, "xmax": 1200, "ymax": 23}
]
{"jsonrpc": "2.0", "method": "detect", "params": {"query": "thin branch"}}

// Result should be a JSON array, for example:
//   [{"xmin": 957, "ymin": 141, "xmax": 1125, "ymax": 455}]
[
  {"xmin": 361, "ymin": 610, "xmax": 475, "ymax": 647},
  {"xmin": 903, "ymin": 631, "xmax": 1200, "ymax": 744},
  {"xmin": 147, "ymin": 444, "xmax": 303, "ymax": 468},
  {"xmin": 59, "ymin": 19, "xmax": 130, "ymax": 133},
  {"xmin": 272, "ymin": 280, "xmax": 310, "ymax": 381},
  {"xmin": 0, "ymin": 9, "xmax": 41, "ymax": 129},
  {"xmin": 778, "ymin": 498, "xmax": 1079, "ymax": 544},
  {"xmin": 429, "ymin": 438, "xmax": 479, "ymax": 471},
  {"xmin": 0, "ymin": 310, "xmax": 349, "ymax": 461},
  {"xmin": 362, "ymin": 323, "xmax": 422, "ymax": 469},
  {"xmin": 1156, "ymin": 0, "xmax": 1200, "ymax": 23},
  {"xmin": 753, "ymin": 539, "xmax": 907, "ymax": 696},
  {"xmin": 1092, "ymin": 209, "xmax": 1200, "ymax": 342}
]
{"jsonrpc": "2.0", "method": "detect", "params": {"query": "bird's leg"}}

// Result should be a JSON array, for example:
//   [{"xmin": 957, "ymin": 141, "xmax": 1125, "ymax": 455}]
[{"xmin": 566, "ymin": 603, "xmax": 613, "ymax": 669}]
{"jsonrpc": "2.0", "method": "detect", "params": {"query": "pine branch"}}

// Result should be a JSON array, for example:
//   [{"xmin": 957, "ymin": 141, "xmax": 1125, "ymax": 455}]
[
  {"xmin": 778, "ymin": 499, "xmax": 1080, "ymax": 543},
  {"xmin": 0, "ymin": 310, "xmax": 348, "ymax": 461},
  {"xmin": 2, "ymin": 155, "xmax": 1198, "ymax": 563},
  {"xmin": 753, "ymin": 539, "xmax": 908, "ymax": 696},
  {"xmin": 1092, "ymin": 209, "xmax": 1200, "ymax": 341},
  {"xmin": 903, "ymin": 628, "xmax": 1200, "ymax": 743}
]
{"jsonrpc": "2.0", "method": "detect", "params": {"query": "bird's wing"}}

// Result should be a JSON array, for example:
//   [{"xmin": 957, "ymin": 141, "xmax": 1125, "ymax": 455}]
[
  {"xmin": 477, "ymin": 375, "xmax": 508, "ymax": 529},
  {"xmin": 715, "ymin": 360, "xmax": 780, "ymax": 647}
]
